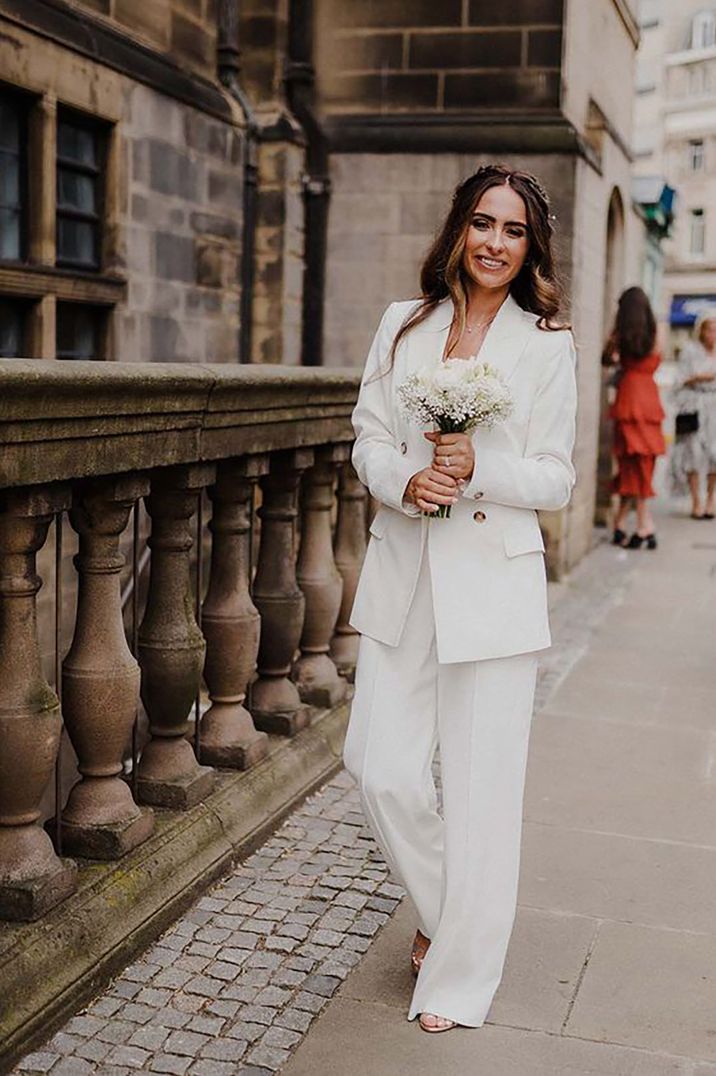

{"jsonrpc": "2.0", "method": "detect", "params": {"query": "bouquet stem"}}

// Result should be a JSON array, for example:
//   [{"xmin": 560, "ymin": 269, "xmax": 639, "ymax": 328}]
[{"xmin": 424, "ymin": 504, "xmax": 452, "ymax": 519}]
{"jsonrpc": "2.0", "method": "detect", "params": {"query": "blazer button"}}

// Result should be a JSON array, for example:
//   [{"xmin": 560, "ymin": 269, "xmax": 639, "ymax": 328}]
[
  {"xmin": 473, "ymin": 510, "xmax": 487, "ymax": 523},
  {"xmin": 473, "ymin": 490, "xmax": 484, "ymax": 500},
  {"xmin": 399, "ymin": 441, "xmax": 407, "ymax": 455}
]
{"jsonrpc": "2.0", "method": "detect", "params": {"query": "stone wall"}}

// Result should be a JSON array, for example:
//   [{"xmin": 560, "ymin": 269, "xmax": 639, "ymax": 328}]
[
  {"xmin": 321, "ymin": 148, "xmax": 578, "ymax": 579},
  {"xmin": 0, "ymin": 13, "xmax": 246, "ymax": 364},
  {"xmin": 66, "ymin": 0, "xmax": 219, "ymax": 81},
  {"xmin": 121, "ymin": 82, "xmax": 245, "ymax": 364},
  {"xmin": 314, "ymin": 0, "xmax": 564, "ymax": 115},
  {"xmin": 315, "ymin": 0, "xmax": 639, "ymax": 576},
  {"xmin": 253, "ymin": 141, "xmax": 305, "ymax": 365},
  {"xmin": 322, "ymin": 151, "xmax": 575, "ymax": 368}
]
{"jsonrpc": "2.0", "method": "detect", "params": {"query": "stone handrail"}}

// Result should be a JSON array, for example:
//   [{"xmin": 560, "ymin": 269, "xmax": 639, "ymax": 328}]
[
  {"xmin": 0, "ymin": 360, "xmax": 360, "ymax": 486},
  {"xmin": 0, "ymin": 360, "xmax": 364, "ymax": 923}
]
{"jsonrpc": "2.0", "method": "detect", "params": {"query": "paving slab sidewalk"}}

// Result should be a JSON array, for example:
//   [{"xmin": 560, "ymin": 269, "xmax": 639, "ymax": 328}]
[
  {"xmin": 283, "ymin": 503, "xmax": 716, "ymax": 1076},
  {"xmin": 12, "ymin": 501, "xmax": 716, "ymax": 1076}
]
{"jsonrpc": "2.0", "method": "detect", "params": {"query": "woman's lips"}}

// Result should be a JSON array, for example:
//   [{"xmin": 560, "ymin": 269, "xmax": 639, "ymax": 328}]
[{"xmin": 475, "ymin": 255, "xmax": 507, "ymax": 270}]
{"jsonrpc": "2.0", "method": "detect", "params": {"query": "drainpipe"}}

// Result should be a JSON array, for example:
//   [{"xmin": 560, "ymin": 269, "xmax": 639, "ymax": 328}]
[
  {"xmin": 217, "ymin": 0, "xmax": 258, "ymax": 364},
  {"xmin": 286, "ymin": 0, "xmax": 330, "ymax": 367}
]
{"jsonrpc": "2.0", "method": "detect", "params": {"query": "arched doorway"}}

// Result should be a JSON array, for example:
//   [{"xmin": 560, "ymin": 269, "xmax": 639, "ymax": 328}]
[{"xmin": 595, "ymin": 187, "xmax": 625, "ymax": 526}]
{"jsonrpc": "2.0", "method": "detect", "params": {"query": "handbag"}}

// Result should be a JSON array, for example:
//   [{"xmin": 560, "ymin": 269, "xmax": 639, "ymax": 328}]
[{"xmin": 675, "ymin": 411, "xmax": 699, "ymax": 436}]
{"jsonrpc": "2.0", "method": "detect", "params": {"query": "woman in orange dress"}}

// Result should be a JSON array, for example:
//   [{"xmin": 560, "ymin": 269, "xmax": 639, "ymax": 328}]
[{"xmin": 603, "ymin": 287, "xmax": 666, "ymax": 549}]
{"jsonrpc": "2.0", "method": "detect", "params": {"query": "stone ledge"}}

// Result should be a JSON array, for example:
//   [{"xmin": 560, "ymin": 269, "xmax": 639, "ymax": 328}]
[
  {"xmin": 0, "ymin": 699, "xmax": 351, "ymax": 1072},
  {"xmin": 0, "ymin": 360, "xmax": 361, "ymax": 488}
]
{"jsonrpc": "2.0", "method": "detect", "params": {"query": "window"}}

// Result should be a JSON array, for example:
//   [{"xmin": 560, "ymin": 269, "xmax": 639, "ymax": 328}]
[
  {"xmin": 56, "ymin": 111, "xmax": 103, "ymax": 270},
  {"xmin": 689, "ymin": 139, "xmax": 705, "ymax": 171},
  {"xmin": 0, "ymin": 87, "xmax": 123, "ymax": 360},
  {"xmin": 0, "ymin": 298, "xmax": 27, "ymax": 357},
  {"xmin": 56, "ymin": 303, "xmax": 107, "ymax": 360},
  {"xmin": 690, "ymin": 208, "xmax": 706, "ymax": 255},
  {"xmin": 0, "ymin": 93, "xmax": 26, "ymax": 261},
  {"xmin": 691, "ymin": 11, "xmax": 716, "ymax": 49}
]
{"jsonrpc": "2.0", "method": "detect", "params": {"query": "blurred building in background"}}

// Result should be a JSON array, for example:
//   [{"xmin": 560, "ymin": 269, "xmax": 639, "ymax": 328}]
[
  {"xmin": 634, "ymin": 0, "xmax": 716, "ymax": 353},
  {"xmin": 0, "ymin": 0, "xmax": 646, "ymax": 572}
]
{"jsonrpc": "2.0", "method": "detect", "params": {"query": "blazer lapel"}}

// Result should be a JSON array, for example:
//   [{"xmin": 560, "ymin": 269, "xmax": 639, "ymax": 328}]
[
  {"xmin": 404, "ymin": 294, "xmax": 534, "ymax": 383},
  {"xmin": 399, "ymin": 298, "xmax": 450, "ymax": 376},
  {"xmin": 471, "ymin": 294, "xmax": 534, "ymax": 383}
]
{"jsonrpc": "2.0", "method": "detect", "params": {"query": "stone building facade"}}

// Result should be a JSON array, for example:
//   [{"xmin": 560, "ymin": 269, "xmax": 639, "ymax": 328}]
[
  {"xmin": 0, "ymin": 0, "xmax": 642, "ymax": 573},
  {"xmin": 634, "ymin": 0, "xmax": 716, "ymax": 351},
  {"xmin": 0, "ymin": 1, "xmax": 254, "ymax": 364},
  {"xmin": 316, "ymin": 0, "xmax": 642, "ymax": 570}
]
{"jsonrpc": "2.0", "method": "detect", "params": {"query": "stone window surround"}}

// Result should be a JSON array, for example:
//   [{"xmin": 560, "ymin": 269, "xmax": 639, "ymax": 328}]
[{"xmin": 0, "ymin": 82, "xmax": 126, "ymax": 360}]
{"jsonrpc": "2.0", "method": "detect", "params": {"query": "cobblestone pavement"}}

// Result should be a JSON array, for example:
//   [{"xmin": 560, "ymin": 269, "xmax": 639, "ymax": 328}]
[{"xmin": 14, "ymin": 534, "xmax": 630, "ymax": 1076}]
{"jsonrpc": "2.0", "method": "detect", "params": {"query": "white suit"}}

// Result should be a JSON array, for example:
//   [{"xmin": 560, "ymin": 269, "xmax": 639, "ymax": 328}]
[
  {"xmin": 342, "ymin": 294, "xmax": 578, "ymax": 1027},
  {"xmin": 349, "ymin": 294, "xmax": 577, "ymax": 662}
]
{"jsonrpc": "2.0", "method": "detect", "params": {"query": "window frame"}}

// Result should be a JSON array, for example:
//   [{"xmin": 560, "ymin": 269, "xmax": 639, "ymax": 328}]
[
  {"xmin": 0, "ymin": 85, "xmax": 30, "ymax": 265},
  {"xmin": 692, "ymin": 11, "xmax": 716, "ymax": 49},
  {"xmin": 689, "ymin": 208, "xmax": 706, "ymax": 257},
  {"xmin": 0, "ymin": 296, "xmax": 33, "ymax": 358},
  {"xmin": 55, "ymin": 300, "xmax": 111, "ymax": 362},
  {"xmin": 55, "ymin": 106, "xmax": 107, "ymax": 273},
  {"xmin": 689, "ymin": 138, "xmax": 705, "ymax": 172}
]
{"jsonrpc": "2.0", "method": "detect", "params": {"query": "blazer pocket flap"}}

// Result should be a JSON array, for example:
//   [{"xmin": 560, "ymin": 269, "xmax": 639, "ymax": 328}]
[
  {"xmin": 503, "ymin": 522, "xmax": 545, "ymax": 558},
  {"xmin": 369, "ymin": 509, "xmax": 390, "ymax": 539}
]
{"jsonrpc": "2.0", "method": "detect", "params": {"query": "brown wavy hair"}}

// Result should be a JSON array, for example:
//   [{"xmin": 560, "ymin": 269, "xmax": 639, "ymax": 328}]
[
  {"xmin": 612, "ymin": 286, "xmax": 656, "ymax": 360},
  {"xmin": 386, "ymin": 164, "xmax": 568, "ymax": 367}
]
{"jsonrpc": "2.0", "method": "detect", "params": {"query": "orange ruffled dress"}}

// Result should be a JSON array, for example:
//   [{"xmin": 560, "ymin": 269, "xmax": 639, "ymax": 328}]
[{"xmin": 610, "ymin": 351, "xmax": 666, "ymax": 498}]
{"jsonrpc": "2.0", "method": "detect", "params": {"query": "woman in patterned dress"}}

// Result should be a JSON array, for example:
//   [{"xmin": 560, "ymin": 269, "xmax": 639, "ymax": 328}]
[{"xmin": 670, "ymin": 314, "xmax": 716, "ymax": 519}]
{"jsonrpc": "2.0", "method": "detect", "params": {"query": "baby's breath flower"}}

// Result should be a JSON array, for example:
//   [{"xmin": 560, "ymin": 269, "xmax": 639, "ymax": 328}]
[{"xmin": 398, "ymin": 358, "xmax": 513, "ymax": 435}]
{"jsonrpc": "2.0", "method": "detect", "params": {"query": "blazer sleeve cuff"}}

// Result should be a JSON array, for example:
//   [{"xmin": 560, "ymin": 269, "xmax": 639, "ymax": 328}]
[
  {"xmin": 463, "ymin": 446, "xmax": 574, "ymax": 511},
  {"xmin": 391, "ymin": 455, "xmax": 423, "ymax": 516}
]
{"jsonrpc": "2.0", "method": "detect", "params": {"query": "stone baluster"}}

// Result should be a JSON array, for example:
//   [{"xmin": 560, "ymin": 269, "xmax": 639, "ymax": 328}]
[
  {"xmin": 0, "ymin": 486, "xmax": 77, "ymax": 921},
  {"xmin": 252, "ymin": 448, "xmax": 313, "ymax": 736},
  {"xmin": 293, "ymin": 444, "xmax": 350, "ymax": 707},
  {"xmin": 137, "ymin": 464, "xmax": 216, "ymax": 809},
  {"xmin": 200, "ymin": 456, "xmax": 269, "ymax": 769},
  {"xmin": 58, "ymin": 476, "xmax": 154, "ymax": 858},
  {"xmin": 330, "ymin": 460, "xmax": 368, "ymax": 678}
]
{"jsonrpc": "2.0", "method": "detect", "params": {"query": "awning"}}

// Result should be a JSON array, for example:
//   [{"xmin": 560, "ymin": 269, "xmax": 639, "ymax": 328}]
[{"xmin": 669, "ymin": 294, "xmax": 716, "ymax": 326}]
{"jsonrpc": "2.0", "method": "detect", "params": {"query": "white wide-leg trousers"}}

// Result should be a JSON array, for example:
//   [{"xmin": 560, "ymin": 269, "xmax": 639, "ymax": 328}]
[{"xmin": 342, "ymin": 547, "xmax": 539, "ymax": 1027}]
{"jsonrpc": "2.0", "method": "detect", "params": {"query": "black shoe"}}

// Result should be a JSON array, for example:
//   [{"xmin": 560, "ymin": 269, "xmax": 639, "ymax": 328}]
[
  {"xmin": 612, "ymin": 528, "xmax": 627, "ymax": 546},
  {"xmin": 626, "ymin": 532, "xmax": 657, "ymax": 550}
]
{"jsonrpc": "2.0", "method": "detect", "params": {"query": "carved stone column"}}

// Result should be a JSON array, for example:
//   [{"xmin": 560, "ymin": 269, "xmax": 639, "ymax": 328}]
[
  {"xmin": 0, "ymin": 486, "xmax": 77, "ymax": 921},
  {"xmin": 330, "ymin": 460, "xmax": 368, "ymax": 678},
  {"xmin": 59, "ymin": 476, "xmax": 154, "ymax": 859},
  {"xmin": 200, "ymin": 456, "xmax": 269, "ymax": 770},
  {"xmin": 252, "ymin": 448, "xmax": 313, "ymax": 736},
  {"xmin": 137, "ymin": 464, "xmax": 216, "ymax": 809},
  {"xmin": 293, "ymin": 445, "xmax": 349, "ymax": 707}
]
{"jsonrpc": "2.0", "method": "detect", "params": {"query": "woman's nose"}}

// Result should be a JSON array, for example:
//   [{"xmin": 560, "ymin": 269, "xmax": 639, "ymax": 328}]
[{"xmin": 486, "ymin": 229, "xmax": 505, "ymax": 253}]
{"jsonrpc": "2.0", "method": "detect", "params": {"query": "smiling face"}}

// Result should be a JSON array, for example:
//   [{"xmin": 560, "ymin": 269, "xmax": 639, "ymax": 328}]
[{"xmin": 462, "ymin": 183, "xmax": 530, "ymax": 293}]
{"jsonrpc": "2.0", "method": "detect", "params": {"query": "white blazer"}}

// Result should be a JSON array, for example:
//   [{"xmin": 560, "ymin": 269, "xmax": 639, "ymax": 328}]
[{"xmin": 348, "ymin": 294, "xmax": 578, "ymax": 664}]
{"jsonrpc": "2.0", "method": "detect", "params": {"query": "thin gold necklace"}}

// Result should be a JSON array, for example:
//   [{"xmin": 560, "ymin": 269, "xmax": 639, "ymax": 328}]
[{"xmin": 465, "ymin": 312, "xmax": 497, "ymax": 334}]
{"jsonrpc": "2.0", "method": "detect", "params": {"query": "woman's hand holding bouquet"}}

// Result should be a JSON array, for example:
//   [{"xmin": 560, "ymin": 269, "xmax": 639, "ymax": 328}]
[{"xmin": 399, "ymin": 357, "xmax": 513, "ymax": 518}]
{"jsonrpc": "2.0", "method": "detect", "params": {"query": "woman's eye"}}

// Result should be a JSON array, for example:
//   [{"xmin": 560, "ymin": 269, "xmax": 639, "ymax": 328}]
[
  {"xmin": 472, "ymin": 218, "xmax": 489, "ymax": 230},
  {"xmin": 507, "ymin": 228, "xmax": 526, "ymax": 239}
]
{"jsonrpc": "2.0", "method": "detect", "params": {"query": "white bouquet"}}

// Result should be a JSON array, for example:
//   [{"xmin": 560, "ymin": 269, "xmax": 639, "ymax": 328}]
[{"xmin": 397, "ymin": 357, "xmax": 513, "ymax": 518}]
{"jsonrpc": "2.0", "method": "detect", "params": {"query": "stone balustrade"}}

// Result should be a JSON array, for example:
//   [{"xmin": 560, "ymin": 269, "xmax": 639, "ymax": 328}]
[{"xmin": 0, "ymin": 360, "xmax": 364, "ymax": 923}]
